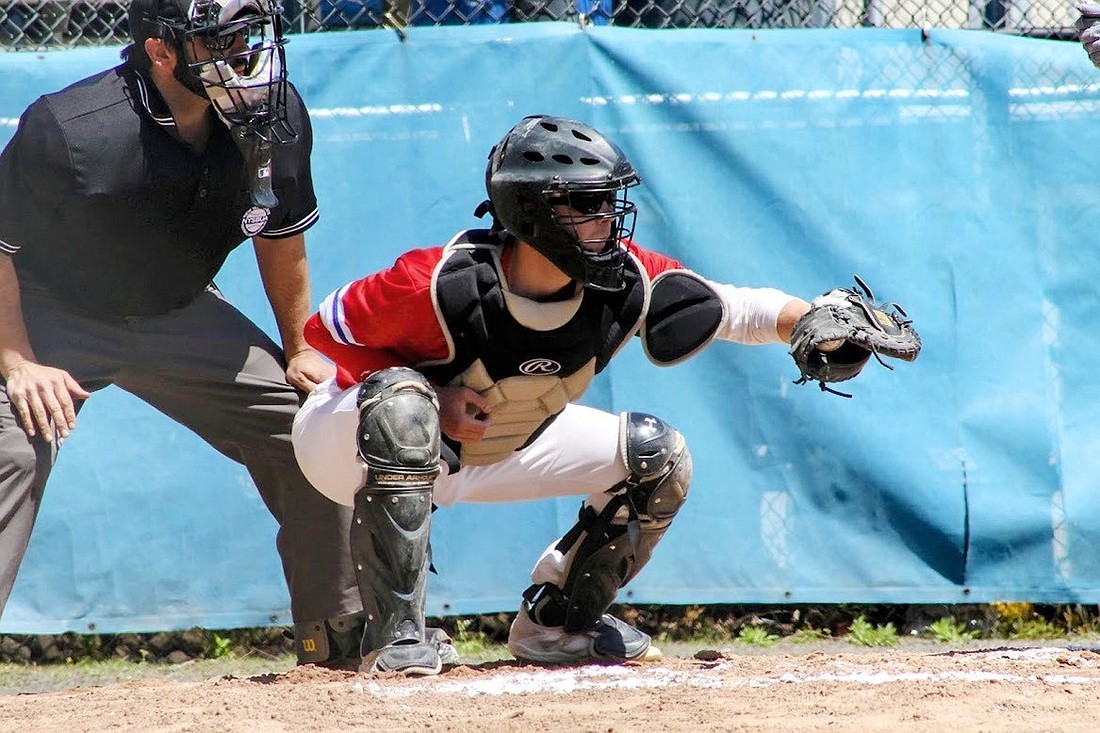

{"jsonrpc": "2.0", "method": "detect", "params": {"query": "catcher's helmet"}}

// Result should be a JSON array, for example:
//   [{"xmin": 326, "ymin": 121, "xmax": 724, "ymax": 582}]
[
  {"xmin": 128, "ymin": 0, "xmax": 293, "ymax": 142},
  {"xmin": 483, "ymin": 115, "xmax": 640, "ymax": 291}
]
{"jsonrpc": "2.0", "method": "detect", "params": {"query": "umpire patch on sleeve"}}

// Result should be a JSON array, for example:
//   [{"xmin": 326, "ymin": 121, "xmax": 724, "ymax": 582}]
[
  {"xmin": 642, "ymin": 270, "xmax": 725, "ymax": 366},
  {"xmin": 241, "ymin": 206, "xmax": 271, "ymax": 236}
]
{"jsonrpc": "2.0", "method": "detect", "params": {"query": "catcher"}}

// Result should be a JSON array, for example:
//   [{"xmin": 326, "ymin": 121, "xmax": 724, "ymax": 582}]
[{"xmin": 290, "ymin": 115, "xmax": 920, "ymax": 676}]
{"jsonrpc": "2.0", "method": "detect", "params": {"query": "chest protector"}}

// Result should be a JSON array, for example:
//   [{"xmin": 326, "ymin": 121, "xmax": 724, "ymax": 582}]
[{"xmin": 419, "ymin": 230, "xmax": 648, "ymax": 466}]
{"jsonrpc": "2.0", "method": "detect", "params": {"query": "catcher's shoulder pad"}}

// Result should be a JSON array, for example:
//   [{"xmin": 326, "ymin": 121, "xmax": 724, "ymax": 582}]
[
  {"xmin": 641, "ymin": 270, "xmax": 726, "ymax": 366},
  {"xmin": 790, "ymin": 275, "xmax": 921, "ymax": 396}
]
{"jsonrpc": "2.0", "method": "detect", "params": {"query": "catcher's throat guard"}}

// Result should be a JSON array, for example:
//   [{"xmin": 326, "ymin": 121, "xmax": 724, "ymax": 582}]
[{"xmin": 790, "ymin": 275, "xmax": 921, "ymax": 397}]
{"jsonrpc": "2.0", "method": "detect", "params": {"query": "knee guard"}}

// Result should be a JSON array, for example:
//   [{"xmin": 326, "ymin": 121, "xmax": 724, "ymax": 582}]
[
  {"xmin": 526, "ymin": 412, "xmax": 692, "ymax": 632},
  {"xmin": 356, "ymin": 367, "xmax": 441, "ymax": 488},
  {"xmin": 350, "ymin": 368, "xmax": 441, "ymax": 654}
]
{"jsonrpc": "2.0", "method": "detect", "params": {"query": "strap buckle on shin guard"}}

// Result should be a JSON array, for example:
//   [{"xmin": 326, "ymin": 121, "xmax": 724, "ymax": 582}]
[
  {"xmin": 522, "ymin": 582, "xmax": 569, "ymax": 628},
  {"xmin": 526, "ymin": 498, "xmax": 634, "ymax": 632},
  {"xmin": 613, "ymin": 481, "xmax": 643, "ymax": 553}
]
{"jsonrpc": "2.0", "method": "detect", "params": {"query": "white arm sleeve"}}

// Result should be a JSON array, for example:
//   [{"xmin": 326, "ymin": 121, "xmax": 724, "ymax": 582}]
[{"xmin": 708, "ymin": 280, "xmax": 796, "ymax": 345}]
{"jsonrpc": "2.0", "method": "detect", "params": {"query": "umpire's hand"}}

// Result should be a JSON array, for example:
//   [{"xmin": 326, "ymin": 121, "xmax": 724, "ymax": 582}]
[
  {"xmin": 1078, "ymin": 4, "xmax": 1100, "ymax": 68},
  {"xmin": 285, "ymin": 348, "xmax": 335, "ymax": 393},
  {"xmin": 4, "ymin": 361, "xmax": 90, "ymax": 443}
]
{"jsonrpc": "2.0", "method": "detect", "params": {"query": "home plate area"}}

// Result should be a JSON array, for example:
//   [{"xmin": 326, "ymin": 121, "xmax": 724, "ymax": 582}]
[
  {"xmin": 4, "ymin": 644, "xmax": 1100, "ymax": 732},
  {"xmin": 363, "ymin": 645, "xmax": 1100, "ymax": 697},
  {"xmin": 280, "ymin": 644, "xmax": 1100, "ymax": 731}
]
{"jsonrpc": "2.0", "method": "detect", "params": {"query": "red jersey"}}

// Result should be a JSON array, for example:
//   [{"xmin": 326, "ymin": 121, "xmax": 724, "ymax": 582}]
[{"xmin": 306, "ymin": 233, "xmax": 684, "ymax": 389}]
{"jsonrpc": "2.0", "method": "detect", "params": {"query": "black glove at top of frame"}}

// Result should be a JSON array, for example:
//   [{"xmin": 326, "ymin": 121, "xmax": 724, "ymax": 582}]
[{"xmin": 1078, "ymin": 4, "xmax": 1100, "ymax": 68}]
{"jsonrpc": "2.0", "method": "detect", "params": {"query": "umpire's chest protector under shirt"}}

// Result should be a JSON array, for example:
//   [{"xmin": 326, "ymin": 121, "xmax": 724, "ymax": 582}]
[{"xmin": 0, "ymin": 66, "xmax": 315, "ymax": 318}]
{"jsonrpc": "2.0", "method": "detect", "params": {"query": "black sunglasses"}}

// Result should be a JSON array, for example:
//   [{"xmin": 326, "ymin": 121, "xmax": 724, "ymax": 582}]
[
  {"xmin": 200, "ymin": 31, "xmax": 245, "ymax": 53},
  {"xmin": 550, "ymin": 191, "xmax": 615, "ymax": 216},
  {"xmin": 199, "ymin": 20, "xmax": 254, "ymax": 53}
]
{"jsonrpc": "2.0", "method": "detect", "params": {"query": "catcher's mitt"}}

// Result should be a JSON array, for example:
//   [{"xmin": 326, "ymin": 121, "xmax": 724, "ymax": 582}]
[{"xmin": 790, "ymin": 275, "xmax": 921, "ymax": 396}]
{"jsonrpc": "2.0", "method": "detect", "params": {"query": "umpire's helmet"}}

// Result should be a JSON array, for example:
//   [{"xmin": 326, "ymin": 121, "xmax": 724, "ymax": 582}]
[{"xmin": 483, "ymin": 115, "xmax": 640, "ymax": 291}]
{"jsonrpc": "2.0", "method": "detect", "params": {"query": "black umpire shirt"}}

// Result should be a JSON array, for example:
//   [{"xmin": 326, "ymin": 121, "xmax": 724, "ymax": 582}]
[{"xmin": 0, "ymin": 64, "xmax": 318, "ymax": 319}]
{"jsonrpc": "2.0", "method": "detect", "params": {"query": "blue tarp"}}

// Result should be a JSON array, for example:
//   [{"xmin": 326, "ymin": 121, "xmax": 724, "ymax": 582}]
[{"xmin": 1, "ymin": 24, "xmax": 1098, "ymax": 633}]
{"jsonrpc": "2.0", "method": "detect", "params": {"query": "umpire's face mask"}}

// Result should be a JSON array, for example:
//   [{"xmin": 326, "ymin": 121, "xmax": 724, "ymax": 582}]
[{"xmin": 182, "ymin": 0, "xmax": 295, "ymax": 143}]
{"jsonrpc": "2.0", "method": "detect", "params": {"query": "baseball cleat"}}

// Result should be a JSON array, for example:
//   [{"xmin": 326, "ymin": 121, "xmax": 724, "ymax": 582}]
[
  {"xmin": 360, "ymin": 640, "xmax": 442, "ymax": 676},
  {"xmin": 425, "ymin": 626, "xmax": 460, "ymax": 667},
  {"xmin": 507, "ymin": 602, "xmax": 658, "ymax": 664}
]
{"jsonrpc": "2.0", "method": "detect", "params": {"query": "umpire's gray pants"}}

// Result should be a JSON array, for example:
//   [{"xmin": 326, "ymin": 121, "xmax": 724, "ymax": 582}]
[{"xmin": 0, "ymin": 284, "xmax": 361, "ymax": 625}]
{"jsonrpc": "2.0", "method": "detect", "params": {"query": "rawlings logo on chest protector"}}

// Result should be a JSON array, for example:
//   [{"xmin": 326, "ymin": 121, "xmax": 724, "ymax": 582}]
[{"xmin": 519, "ymin": 358, "xmax": 562, "ymax": 376}]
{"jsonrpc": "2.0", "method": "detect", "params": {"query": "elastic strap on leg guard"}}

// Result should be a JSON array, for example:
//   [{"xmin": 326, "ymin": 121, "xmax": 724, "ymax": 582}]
[
  {"xmin": 527, "ymin": 412, "xmax": 692, "ymax": 633},
  {"xmin": 351, "ymin": 367, "xmax": 441, "ymax": 654}
]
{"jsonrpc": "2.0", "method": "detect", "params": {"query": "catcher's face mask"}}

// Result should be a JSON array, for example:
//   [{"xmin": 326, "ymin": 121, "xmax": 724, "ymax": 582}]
[{"xmin": 543, "ymin": 182, "xmax": 639, "ymax": 291}]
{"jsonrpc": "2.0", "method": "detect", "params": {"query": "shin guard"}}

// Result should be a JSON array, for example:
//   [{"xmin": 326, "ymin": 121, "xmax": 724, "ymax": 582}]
[
  {"xmin": 526, "ymin": 412, "xmax": 692, "ymax": 632},
  {"xmin": 352, "ymin": 485, "xmax": 434, "ymax": 653},
  {"xmin": 351, "ymin": 367, "xmax": 441, "ymax": 653}
]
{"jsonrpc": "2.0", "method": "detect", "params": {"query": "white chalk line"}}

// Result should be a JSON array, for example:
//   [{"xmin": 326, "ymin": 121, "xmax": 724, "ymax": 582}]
[{"xmin": 350, "ymin": 647, "xmax": 1100, "ymax": 698}]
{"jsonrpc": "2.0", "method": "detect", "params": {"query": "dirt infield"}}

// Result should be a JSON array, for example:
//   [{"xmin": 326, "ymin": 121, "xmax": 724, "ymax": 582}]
[{"xmin": 2, "ymin": 642, "xmax": 1099, "ymax": 732}]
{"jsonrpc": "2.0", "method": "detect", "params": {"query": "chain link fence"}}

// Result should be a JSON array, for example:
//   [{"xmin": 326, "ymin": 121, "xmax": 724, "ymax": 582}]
[{"xmin": 0, "ymin": 0, "xmax": 1079, "ymax": 50}]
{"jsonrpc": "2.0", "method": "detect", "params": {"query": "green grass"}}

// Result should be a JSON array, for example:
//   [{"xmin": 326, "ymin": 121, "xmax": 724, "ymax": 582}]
[
  {"xmin": 205, "ymin": 632, "xmax": 234, "ymax": 660},
  {"xmin": 5, "ymin": 603, "xmax": 1098, "ymax": 678},
  {"xmin": 990, "ymin": 602, "xmax": 1066, "ymax": 640},
  {"xmin": 847, "ymin": 616, "xmax": 900, "ymax": 647},
  {"xmin": 736, "ymin": 625, "xmax": 780, "ymax": 647},
  {"xmin": 2, "ymin": 604, "xmax": 1096, "ymax": 697},
  {"xmin": 787, "ymin": 628, "xmax": 831, "ymax": 644},
  {"xmin": 0, "ymin": 655, "xmax": 295, "ymax": 695},
  {"xmin": 450, "ymin": 618, "xmax": 512, "ymax": 662},
  {"xmin": 924, "ymin": 617, "xmax": 977, "ymax": 643}
]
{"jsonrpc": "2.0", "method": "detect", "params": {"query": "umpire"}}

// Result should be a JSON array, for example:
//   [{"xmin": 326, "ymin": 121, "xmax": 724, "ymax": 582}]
[{"xmin": 0, "ymin": 0, "xmax": 362, "ymax": 665}]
